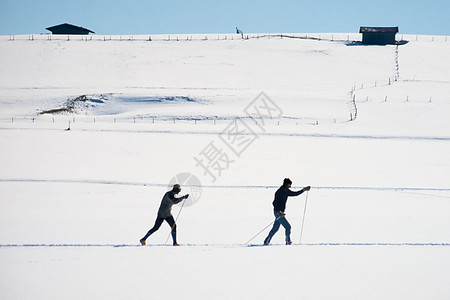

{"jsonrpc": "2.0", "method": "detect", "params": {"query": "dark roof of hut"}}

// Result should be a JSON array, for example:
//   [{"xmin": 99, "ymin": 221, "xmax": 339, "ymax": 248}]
[{"xmin": 360, "ymin": 27, "xmax": 399, "ymax": 34}]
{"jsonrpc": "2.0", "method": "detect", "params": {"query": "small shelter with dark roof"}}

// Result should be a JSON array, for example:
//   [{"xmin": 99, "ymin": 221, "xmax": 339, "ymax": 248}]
[
  {"xmin": 360, "ymin": 27, "xmax": 398, "ymax": 45},
  {"xmin": 46, "ymin": 23, "xmax": 95, "ymax": 35}
]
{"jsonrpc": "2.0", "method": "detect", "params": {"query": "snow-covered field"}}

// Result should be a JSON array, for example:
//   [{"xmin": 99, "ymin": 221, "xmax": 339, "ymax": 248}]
[{"xmin": 1, "ymin": 33, "xmax": 450, "ymax": 299}]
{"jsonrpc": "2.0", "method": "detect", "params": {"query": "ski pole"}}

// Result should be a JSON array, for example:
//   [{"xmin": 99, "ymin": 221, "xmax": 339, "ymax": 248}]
[
  {"xmin": 299, "ymin": 190, "xmax": 309, "ymax": 245},
  {"xmin": 245, "ymin": 217, "xmax": 280, "ymax": 245},
  {"xmin": 165, "ymin": 197, "xmax": 187, "ymax": 245}
]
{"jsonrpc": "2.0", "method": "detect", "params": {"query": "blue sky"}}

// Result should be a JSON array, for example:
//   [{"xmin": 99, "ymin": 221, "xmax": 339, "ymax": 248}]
[{"xmin": 1, "ymin": 0, "xmax": 449, "ymax": 36}]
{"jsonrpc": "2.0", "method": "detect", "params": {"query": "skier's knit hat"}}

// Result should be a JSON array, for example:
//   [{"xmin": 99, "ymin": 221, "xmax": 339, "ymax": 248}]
[
  {"xmin": 283, "ymin": 178, "xmax": 292, "ymax": 186},
  {"xmin": 173, "ymin": 184, "xmax": 181, "ymax": 189}
]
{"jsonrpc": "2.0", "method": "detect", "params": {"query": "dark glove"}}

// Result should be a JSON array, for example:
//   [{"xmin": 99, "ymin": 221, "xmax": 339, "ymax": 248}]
[
  {"xmin": 303, "ymin": 186, "xmax": 311, "ymax": 192},
  {"xmin": 277, "ymin": 211, "xmax": 286, "ymax": 218},
  {"xmin": 184, "ymin": 194, "xmax": 190, "ymax": 199}
]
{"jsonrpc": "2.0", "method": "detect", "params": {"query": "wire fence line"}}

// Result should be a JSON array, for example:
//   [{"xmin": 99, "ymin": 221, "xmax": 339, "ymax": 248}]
[
  {"xmin": 2, "ymin": 33, "xmax": 449, "ymax": 43},
  {"xmin": 3, "ymin": 33, "xmax": 363, "ymax": 42},
  {"xmin": 0, "ymin": 114, "xmax": 349, "ymax": 128},
  {"xmin": 347, "ymin": 44, "xmax": 401, "ymax": 120},
  {"xmin": 348, "ymin": 42, "xmax": 450, "ymax": 105}
]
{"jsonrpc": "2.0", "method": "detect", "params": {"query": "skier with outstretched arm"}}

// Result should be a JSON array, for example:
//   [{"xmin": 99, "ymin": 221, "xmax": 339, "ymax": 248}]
[
  {"xmin": 140, "ymin": 184, "xmax": 189, "ymax": 246},
  {"xmin": 264, "ymin": 178, "xmax": 311, "ymax": 245}
]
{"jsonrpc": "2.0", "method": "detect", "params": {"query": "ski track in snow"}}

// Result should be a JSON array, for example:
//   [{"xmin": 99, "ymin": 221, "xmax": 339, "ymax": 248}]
[
  {"xmin": 1, "ymin": 126, "xmax": 450, "ymax": 141},
  {"xmin": 0, "ymin": 178, "xmax": 449, "ymax": 192},
  {"xmin": 1, "ymin": 243, "xmax": 449, "ymax": 248}
]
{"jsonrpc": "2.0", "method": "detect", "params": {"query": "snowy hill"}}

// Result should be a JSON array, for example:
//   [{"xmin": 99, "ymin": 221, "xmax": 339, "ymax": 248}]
[
  {"xmin": 1, "ymin": 33, "xmax": 449, "ymax": 134},
  {"xmin": 1, "ymin": 33, "xmax": 450, "ymax": 299}
]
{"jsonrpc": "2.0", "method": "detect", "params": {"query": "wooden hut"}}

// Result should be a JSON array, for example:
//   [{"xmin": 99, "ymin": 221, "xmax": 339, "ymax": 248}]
[{"xmin": 360, "ymin": 27, "xmax": 398, "ymax": 45}]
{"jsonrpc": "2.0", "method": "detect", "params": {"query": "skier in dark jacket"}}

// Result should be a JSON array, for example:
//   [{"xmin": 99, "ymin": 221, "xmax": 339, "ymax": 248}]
[
  {"xmin": 140, "ymin": 184, "xmax": 189, "ymax": 246},
  {"xmin": 264, "ymin": 178, "xmax": 310, "ymax": 245}
]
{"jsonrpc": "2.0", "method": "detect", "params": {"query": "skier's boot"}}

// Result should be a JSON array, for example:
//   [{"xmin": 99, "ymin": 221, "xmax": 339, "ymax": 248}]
[
  {"xmin": 173, "ymin": 243, "xmax": 180, "ymax": 246},
  {"xmin": 140, "ymin": 239, "xmax": 146, "ymax": 246},
  {"xmin": 286, "ymin": 239, "xmax": 292, "ymax": 245}
]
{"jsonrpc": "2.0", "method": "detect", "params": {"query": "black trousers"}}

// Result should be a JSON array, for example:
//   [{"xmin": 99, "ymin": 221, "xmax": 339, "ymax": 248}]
[{"xmin": 142, "ymin": 216, "xmax": 177, "ymax": 242}]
